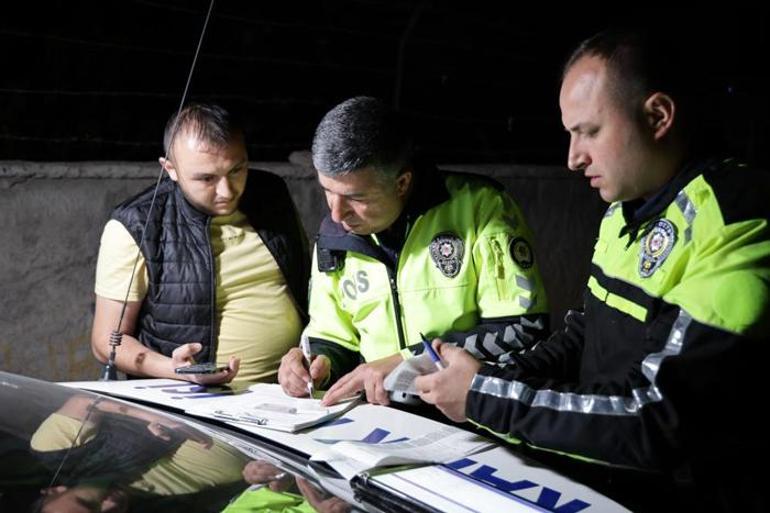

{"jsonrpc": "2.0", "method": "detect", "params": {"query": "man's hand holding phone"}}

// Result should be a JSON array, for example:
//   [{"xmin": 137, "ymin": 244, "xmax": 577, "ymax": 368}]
[{"xmin": 171, "ymin": 342, "xmax": 240, "ymax": 385}]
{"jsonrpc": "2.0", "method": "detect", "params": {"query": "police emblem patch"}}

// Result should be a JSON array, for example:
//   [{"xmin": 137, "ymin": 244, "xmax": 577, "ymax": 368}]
[
  {"xmin": 639, "ymin": 219, "xmax": 677, "ymax": 278},
  {"xmin": 429, "ymin": 232, "xmax": 464, "ymax": 278},
  {"xmin": 509, "ymin": 237, "xmax": 534, "ymax": 269}
]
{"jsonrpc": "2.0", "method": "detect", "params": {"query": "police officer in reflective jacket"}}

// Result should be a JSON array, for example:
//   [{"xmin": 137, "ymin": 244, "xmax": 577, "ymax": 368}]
[
  {"xmin": 416, "ymin": 29, "xmax": 770, "ymax": 512},
  {"xmin": 278, "ymin": 96, "xmax": 549, "ymax": 406}
]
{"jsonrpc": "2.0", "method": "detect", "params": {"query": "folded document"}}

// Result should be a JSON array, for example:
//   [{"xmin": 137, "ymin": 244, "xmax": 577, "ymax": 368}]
[
  {"xmin": 383, "ymin": 352, "xmax": 438, "ymax": 395},
  {"xmin": 310, "ymin": 406, "xmax": 494, "ymax": 480},
  {"xmin": 185, "ymin": 383, "xmax": 359, "ymax": 433}
]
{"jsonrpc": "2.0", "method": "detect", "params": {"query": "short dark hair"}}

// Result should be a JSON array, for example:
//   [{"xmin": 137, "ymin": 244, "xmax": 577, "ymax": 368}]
[
  {"xmin": 311, "ymin": 96, "xmax": 413, "ymax": 178},
  {"xmin": 563, "ymin": 29, "xmax": 687, "ymax": 114},
  {"xmin": 163, "ymin": 102, "xmax": 243, "ymax": 157}
]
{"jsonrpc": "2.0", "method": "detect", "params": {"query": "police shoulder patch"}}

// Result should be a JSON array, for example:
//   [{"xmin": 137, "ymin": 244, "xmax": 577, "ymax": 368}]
[
  {"xmin": 509, "ymin": 237, "xmax": 534, "ymax": 269},
  {"xmin": 429, "ymin": 232, "xmax": 464, "ymax": 278},
  {"xmin": 639, "ymin": 218, "xmax": 677, "ymax": 278}
]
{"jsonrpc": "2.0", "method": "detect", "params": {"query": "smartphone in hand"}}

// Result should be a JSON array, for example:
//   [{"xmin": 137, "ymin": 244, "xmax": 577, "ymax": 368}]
[{"xmin": 174, "ymin": 362, "xmax": 229, "ymax": 375}]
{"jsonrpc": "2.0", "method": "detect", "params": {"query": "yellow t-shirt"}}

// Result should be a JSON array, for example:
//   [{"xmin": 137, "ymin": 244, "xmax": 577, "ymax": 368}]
[
  {"xmin": 30, "ymin": 412, "xmax": 246, "ymax": 495},
  {"xmin": 95, "ymin": 211, "xmax": 302, "ymax": 383}
]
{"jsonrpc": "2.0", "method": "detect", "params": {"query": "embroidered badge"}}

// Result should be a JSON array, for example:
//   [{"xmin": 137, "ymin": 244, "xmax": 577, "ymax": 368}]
[
  {"xmin": 509, "ymin": 237, "xmax": 534, "ymax": 269},
  {"xmin": 429, "ymin": 232, "xmax": 464, "ymax": 278},
  {"xmin": 639, "ymin": 219, "xmax": 677, "ymax": 278}
]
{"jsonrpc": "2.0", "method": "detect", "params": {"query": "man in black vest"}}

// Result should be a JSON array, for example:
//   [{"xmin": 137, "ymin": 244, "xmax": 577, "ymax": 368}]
[{"xmin": 90, "ymin": 103, "xmax": 309, "ymax": 385}]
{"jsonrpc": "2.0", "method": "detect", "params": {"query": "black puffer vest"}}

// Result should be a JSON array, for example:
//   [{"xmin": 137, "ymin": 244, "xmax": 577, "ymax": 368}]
[{"xmin": 111, "ymin": 169, "xmax": 309, "ymax": 362}]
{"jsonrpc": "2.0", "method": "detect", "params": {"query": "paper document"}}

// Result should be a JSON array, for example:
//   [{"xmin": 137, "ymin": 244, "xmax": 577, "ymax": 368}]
[
  {"xmin": 185, "ymin": 383, "xmax": 359, "ymax": 433},
  {"xmin": 312, "ymin": 424, "xmax": 493, "ymax": 480},
  {"xmin": 383, "ymin": 352, "xmax": 439, "ymax": 395},
  {"xmin": 370, "ymin": 465, "xmax": 542, "ymax": 512},
  {"xmin": 61, "ymin": 379, "xmax": 252, "ymax": 410},
  {"xmin": 367, "ymin": 446, "xmax": 632, "ymax": 512}
]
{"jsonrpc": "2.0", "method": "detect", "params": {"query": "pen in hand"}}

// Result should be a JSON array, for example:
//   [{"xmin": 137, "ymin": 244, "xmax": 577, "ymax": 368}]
[
  {"xmin": 419, "ymin": 332, "xmax": 444, "ymax": 370},
  {"xmin": 300, "ymin": 333, "xmax": 315, "ymax": 397}
]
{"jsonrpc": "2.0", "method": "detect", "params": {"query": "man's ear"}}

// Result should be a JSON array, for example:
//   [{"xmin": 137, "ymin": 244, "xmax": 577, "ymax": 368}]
[
  {"xmin": 643, "ymin": 92, "xmax": 676, "ymax": 141},
  {"xmin": 395, "ymin": 168, "xmax": 413, "ymax": 197},
  {"xmin": 159, "ymin": 157, "xmax": 178, "ymax": 182}
]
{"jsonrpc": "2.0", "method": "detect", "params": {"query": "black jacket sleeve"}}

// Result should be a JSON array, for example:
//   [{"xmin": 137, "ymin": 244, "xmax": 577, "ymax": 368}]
[
  {"xmin": 466, "ymin": 305, "xmax": 769, "ymax": 472},
  {"xmin": 309, "ymin": 337, "xmax": 362, "ymax": 386},
  {"xmin": 433, "ymin": 313, "xmax": 551, "ymax": 363}
]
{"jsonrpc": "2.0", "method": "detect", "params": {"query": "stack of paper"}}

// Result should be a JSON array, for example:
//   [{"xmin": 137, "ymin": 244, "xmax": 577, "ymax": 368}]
[
  {"xmin": 383, "ymin": 352, "xmax": 438, "ymax": 395},
  {"xmin": 60, "ymin": 379, "xmax": 252, "ymax": 409},
  {"xmin": 185, "ymin": 383, "xmax": 360, "ymax": 433},
  {"xmin": 61, "ymin": 379, "xmax": 360, "ymax": 434}
]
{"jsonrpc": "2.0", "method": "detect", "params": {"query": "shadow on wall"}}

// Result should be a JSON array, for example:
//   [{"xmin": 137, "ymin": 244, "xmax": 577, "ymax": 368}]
[{"xmin": 0, "ymin": 157, "xmax": 604, "ymax": 381}]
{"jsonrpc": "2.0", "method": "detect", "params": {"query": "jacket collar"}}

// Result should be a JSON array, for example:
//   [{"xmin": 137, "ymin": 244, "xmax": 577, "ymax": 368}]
[
  {"xmin": 619, "ymin": 157, "xmax": 718, "ymax": 240},
  {"xmin": 172, "ymin": 178, "xmax": 211, "ymax": 224}
]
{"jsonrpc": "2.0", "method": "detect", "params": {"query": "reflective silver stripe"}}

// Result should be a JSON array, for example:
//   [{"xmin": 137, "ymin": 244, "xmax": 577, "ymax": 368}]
[
  {"xmin": 521, "ymin": 315, "xmax": 545, "ymax": 330},
  {"xmin": 471, "ymin": 310, "xmax": 693, "ymax": 416},
  {"xmin": 640, "ymin": 309, "xmax": 690, "ymax": 397},
  {"xmin": 674, "ymin": 190, "xmax": 697, "ymax": 243},
  {"xmin": 502, "ymin": 324, "xmax": 529, "ymax": 350},
  {"xmin": 482, "ymin": 332, "xmax": 504, "ymax": 356},
  {"xmin": 675, "ymin": 191, "xmax": 697, "ymax": 224},
  {"xmin": 519, "ymin": 295, "xmax": 533, "ymax": 309},
  {"xmin": 515, "ymin": 274, "xmax": 533, "ymax": 291},
  {"xmin": 463, "ymin": 333, "xmax": 482, "ymax": 358},
  {"xmin": 604, "ymin": 202, "xmax": 621, "ymax": 218},
  {"xmin": 503, "ymin": 325, "xmax": 517, "ymax": 343}
]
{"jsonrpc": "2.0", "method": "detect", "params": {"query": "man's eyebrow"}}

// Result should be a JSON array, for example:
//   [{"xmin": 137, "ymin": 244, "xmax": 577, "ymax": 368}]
[
  {"xmin": 75, "ymin": 496, "xmax": 100, "ymax": 508},
  {"xmin": 228, "ymin": 159, "xmax": 247, "ymax": 173},
  {"xmin": 189, "ymin": 159, "xmax": 247, "ymax": 179},
  {"xmin": 320, "ymin": 186, "xmax": 366, "ymax": 199},
  {"xmin": 566, "ymin": 122, "xmax": 597, "ymax": 134}
]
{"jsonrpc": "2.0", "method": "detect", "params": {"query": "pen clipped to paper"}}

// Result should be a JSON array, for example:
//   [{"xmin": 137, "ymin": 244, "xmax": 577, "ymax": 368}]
[{"xmin": 419, "ymin": 332, "xmax": 444, "ymax": 370}]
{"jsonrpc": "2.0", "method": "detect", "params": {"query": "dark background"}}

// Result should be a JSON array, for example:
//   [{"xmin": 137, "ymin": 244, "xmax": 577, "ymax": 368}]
[{"xmin": 2, "ymin": 1, "xmax": 768, "ymax": 166}]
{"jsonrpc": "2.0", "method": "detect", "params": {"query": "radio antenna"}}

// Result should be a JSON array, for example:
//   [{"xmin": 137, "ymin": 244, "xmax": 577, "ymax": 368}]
[{"xmin": 101, "ymin": 0, "xmax": 216, "ymax": 380}]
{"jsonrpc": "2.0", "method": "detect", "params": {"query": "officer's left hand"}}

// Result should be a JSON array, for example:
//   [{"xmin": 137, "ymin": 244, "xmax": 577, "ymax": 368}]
[
  {"xmin": 415, "ymin": 340, "xmax": 480, "ymax": 422},
  {"xmin": 321, "ymin": 353, "xmax": 403, "ymax": 406}
]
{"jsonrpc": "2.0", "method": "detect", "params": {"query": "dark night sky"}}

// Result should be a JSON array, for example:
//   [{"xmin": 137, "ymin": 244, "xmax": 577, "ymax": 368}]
[{"xmin": 2, "ymin": 1, "xmax": 769, "ymax": 166}]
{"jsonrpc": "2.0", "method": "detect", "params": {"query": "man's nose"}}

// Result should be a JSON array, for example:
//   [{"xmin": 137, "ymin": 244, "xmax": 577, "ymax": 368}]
[
  {"xmin": 329, "ymin": 194, "xmax": 350, "ymax": 224},
  {"xmin": 217, "ymin": 177, "xmax": 234, "ymax": 199},
  {"xmin": 567, "ymin": 141, "xmax": 591, "ymax": 171}
]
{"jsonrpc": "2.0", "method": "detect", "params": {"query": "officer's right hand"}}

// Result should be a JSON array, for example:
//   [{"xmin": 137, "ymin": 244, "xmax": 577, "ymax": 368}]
[
  {"xmin": 278, "ymin": 347, "xmax": 330, "ymax": 397},
  {"xmin": 415, "ymin": 340, "xmax": 479, "ymax": 422}
]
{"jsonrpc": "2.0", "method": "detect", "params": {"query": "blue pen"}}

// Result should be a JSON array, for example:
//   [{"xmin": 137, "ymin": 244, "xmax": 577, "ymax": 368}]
[{"xmin": 419, "ymin": 332, "xmax": 444, "ymax": 370}]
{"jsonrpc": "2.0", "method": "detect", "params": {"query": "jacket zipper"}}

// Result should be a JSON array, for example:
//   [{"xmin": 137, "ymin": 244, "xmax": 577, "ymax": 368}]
[
  {"xmin": 387, "ymin": 266, "xmax": 407, "ymax": 351},
  {"xmin": 385, "ymin": 219, "xmax": 411, "ymax": 351},
  {"xmin": 206, "ymin": 216, "xmax": 217, "ymax": 362}
]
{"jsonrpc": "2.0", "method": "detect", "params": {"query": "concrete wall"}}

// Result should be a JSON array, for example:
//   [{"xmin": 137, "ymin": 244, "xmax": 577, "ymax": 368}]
[{"xmin": 0, "ymin": 154, "xmax": 605, "ymax": 382}]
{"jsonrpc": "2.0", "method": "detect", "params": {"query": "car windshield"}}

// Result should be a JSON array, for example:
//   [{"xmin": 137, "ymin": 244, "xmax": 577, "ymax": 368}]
[{"xmin": 0, "ymin": 372, "xmax": 352, "ymax": 513}]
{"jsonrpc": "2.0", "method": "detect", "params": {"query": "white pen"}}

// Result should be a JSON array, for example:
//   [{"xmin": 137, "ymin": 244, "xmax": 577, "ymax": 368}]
[{"xmin": 300, "ymin": 333, "xmax": 315, "ymax": 398}]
